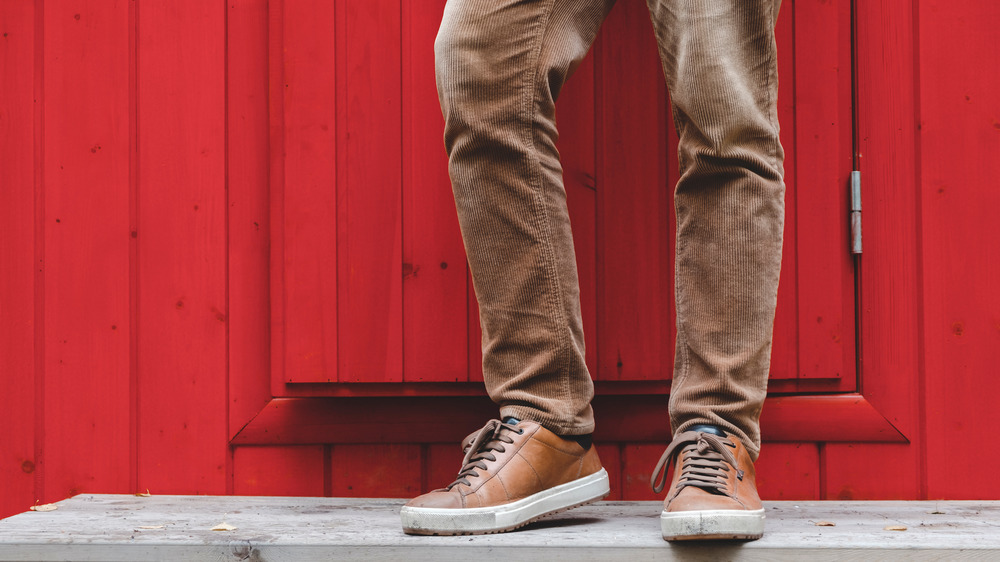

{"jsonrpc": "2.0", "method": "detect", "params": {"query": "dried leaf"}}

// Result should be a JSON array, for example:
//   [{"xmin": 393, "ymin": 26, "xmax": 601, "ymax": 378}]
[
  {"xmin": 814, "ymin": 520, "xmax": 836, "ymax": 527},
  {"xmin": 137, "ymin": 525, "xmax": 165, "ymax": 530},
  {"xmin": 134, "ymin": 489, "xmax": 152, "ymax": 497},
  {"xmin": 29, "ymin": 503, "xmax": 57, "ymax": 512},
  {"xmin": 884, "ymin": 525, "xmax": 907, "ymax": 531},
  {"xmin": 211, "ymin": 522, "xmax": 237, "ymax": 531}
]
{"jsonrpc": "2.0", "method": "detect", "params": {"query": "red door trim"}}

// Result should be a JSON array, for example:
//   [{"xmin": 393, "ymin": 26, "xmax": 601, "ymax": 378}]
[
  {"xmin": 230, "ymin": 394, "xmax": 905, "ymax": 445},
  {"xmin": 227, "ymin": 0, "xmax": 918, "ymax": 455}
]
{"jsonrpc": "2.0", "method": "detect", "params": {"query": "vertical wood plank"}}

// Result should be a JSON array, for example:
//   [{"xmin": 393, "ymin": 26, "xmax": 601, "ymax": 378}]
[
  {"xmin": 855, "ymin": 0, "xmax": 922, "ymax": 442},
  {"xmin": 280, "ymin": 0, "xmax": 338, "ymax": 383},
  {"xmin": 402, "ymin": 0, "xmax": 468, "ymax": 382},
  {"xmin": 595, "ymin": 2, "xmax": 670, "ymax": 381},
  {"xmin": 558, "ymin": 54, "xmax": 599, "ymax": 375},
  {"xmin": 267, "ymin": 0, "xmax": 286, "ymax": 395},
  {"xmin": 137, "ymin": 0, "xmax": 227, "ymax": 494},
  {"xmin": 330, "ymin": 444, "xmax": 421, "ymax": 498},
  {"xmin": 620, "ymin": 443, "xmax": 664, "ymax": 500},
  {"xmin": 41, "ymin": 0, "xmax": 131, "ymax": 502},
  {"xmin": 336, "ymin": 0, "xmax": 403, "ymax": 382},
  {"xmin": 0, "ymin": 0, "xmax": 39, "ymax": 518},
  {"xmin": 755, "ymin": 443, "xmax": 820, "ymax": 500},
  {"xmin": 227, "ymin": 0, "xmax": 270, "ymax": 432},
  {"xmin": 424, "ymin": 443, "xmax": 460, "ymax": 493},
  {"xmin": 793, "ymin": 0, "xmax": 855, "ymax": 382},
  {"xmin": 233, "ymin": 446, "xmax": 325, "ymax": 496},
  {"xmin": 768, "ymin": 0, "xmax": 799, "ymax": 382},
  {"xmin": 918, "ymin": 0, "xmax": 1000, "ymax": 499},
  {"xmin": 823, "ymin": 444, "xmax": 920, "ymax": 500}
]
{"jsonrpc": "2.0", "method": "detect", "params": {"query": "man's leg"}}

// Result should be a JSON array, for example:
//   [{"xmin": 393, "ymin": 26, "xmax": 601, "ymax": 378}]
[
  {"xmin": 401, "ymin": 0, "xmax": 616, "ymax": 535},
  {"xmin": 645, "ymin": 0, "xmax": 785, "ymax": 541},
  {"xmin": 435, "ymin": 0, "xmax": 615, "ymax": 436}
]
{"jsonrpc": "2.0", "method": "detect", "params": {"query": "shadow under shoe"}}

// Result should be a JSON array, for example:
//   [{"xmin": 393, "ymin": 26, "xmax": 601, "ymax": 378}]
[
  {"xmin": 401, "ymin": 419, "xmax": 610, "ymax": 535},
  {"xmin": 651, "ymin": 427, "xmax": 765, "ymax": 541}
]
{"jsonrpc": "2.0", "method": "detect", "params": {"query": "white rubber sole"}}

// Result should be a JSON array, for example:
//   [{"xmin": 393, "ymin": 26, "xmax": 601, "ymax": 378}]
[
  {"xmin": 661, "ymin": 508, "xmax": 765, "ymax": 541},
  {"xmin": 400, "ymin": 468, "xmax": 611, "ymax": 536}
]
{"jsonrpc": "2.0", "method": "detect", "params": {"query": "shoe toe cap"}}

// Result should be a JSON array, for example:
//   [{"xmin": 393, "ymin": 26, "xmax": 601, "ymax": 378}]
[
  {"xmin": 405, "ymin": 489, "xmax": 465, "ymax": 509},
  {"xmin": 666, "ymin": 487, "xmax": 747, "ymax": 512}
]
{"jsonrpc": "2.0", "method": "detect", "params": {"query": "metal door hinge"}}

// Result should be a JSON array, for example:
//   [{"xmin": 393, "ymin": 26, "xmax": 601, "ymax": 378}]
[{"xmin": 850, "ymin": 170, "xmax": 862, "ymax": 254}]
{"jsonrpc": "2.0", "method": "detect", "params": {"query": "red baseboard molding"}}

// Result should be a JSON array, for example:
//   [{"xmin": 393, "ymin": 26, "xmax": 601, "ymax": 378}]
[
  {"xmin": 231, "ymin": 394, "xmax": 906, "ymax": 445},
  {"xmin": 759, "ymin": 395, "xmax": 907, "ymax": 443}
]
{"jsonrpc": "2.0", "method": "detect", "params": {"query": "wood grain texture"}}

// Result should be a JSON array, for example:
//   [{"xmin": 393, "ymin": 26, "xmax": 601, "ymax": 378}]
[
  {"xmin": 854, "ymin": 0, "xmax": 922, "ymax": 445},
  {"xmin": 136, "ymin": 0, "xmax": 227, "ymax": 494},
  {"xmin": 756, "ymin": 443, "xmax": 820, "ymax": 500},
  {"xmin": 557, "ymin": 52, "xmax": 599, "ymax": 376},
  {"xmin": 595, "ymin": 0, "xmax": 671, "ymax": 382},
  {"xmin": 619, "ymin": 444, "xmax": 663, "ymax": 501},
  {"xmin": 335, "ymin": 0, "xmax": 403, "ymax": 383},
  {"xmin": 278, "ymin": 0, "xmax": 338, "ymax": 383},
  {"xmin": 263, "ymin": 0, "xmax": 858, "ymax": 391},
  {"xmin": 402, "ymin": 0, "xmax": 467, "ymax": 383},
  {"xmin": 792, "ymin": 0, "xmax": 856, "ymax": 382},
  {"xmin": 917, "ymin": 0, "xmax": 1000, "ymax": 499},
  {"xmin": 8, "ymin": 0, "xmax": 1000, "ymax": 506},
  {"xmin": 823, "ymin": 444, "xmax": 920, "ymax": 500},
  {"xmin": 227, "ymin": 0, "xmax": 271, "ymax": 435},
  {"xmin": 4, "ymin": 496, "xmax": 1000, "ymax": 559},
  {"xmin": 266, "ymin": 0, "xmax": 288, "ymax": 394},
  {"xmin": 330, "ymin": 444, "xmax": 421, "ymax": 498},
  {"xmin": 41, "ymin": 0, "xmax": 131, "ymax": 503},
  {"xmin": 424, "ymin": 443, "xmax": 461, "ymax": 493},
  {"xmin": 768, "ymin": 3, "xmax": 799, "ymax": 383},
  {"xmin": 233, "ymin": 446, "xmax": 325, "ymax": 497},
  {"xmin": 0, "ymin": 0, "xmax": 39, "ymax": 520},
  {"xmin": 231, "ymin": 395, "xmax": 904, "ymax": 446}
]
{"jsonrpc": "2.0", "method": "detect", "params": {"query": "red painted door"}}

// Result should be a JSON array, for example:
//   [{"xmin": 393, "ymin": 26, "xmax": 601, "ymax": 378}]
[
  {"xmin": 7, "ymin": 0, "xmax": 997, "ymax": 513},
  {"xmin": 269, "ymin": 0, "xmax": 856, "ymax": 393}
]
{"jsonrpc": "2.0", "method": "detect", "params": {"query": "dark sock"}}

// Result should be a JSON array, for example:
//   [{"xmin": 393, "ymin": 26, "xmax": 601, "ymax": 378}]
[
  {"xmin": 503, "ymin": 417, "xmax": 592, "ymax": 450},
  {"xmin": 688, "ymin": 424, "xmax": 727, "ymax": 437},
  {"xmin": 564, "ymin": 433, "xmax": 593, "ymax": 450}
]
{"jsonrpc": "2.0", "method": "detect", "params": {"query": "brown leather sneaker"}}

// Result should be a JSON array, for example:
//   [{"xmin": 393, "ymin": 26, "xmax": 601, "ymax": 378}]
[
  {"xmin": 650, "ymin": 426, "xmax": 764, "ymax": 541},
  {"xmin": 401, "ymin": 419, "xmax": 610, "ymax": 535}
]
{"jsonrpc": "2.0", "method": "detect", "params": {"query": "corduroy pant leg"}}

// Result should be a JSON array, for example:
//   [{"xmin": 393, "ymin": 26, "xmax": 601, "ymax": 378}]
[
  {"xmin": 645, "ymin": 0, "xmax": 786, "ymax": 459},
  {"xmin": 434, "ymin": 0, "xmax": 616, "ymax": 435}
]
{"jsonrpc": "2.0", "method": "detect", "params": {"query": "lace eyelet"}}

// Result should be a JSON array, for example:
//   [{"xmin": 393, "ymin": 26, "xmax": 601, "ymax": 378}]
[{"xmin": 517, "ymin": 428, "xmax": 525, "ymax": 434}]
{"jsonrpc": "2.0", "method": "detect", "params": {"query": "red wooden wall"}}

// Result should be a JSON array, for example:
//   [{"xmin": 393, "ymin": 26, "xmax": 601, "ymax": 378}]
[{"xmin": 2, "ymin": 0, "xmax": 999, "ymax": 519}]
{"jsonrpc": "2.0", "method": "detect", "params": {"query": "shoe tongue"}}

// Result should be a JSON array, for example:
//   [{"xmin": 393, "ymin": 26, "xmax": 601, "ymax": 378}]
[
  {"xmin": 501, "ymin": 416, "xmax": 521, "ymax": 426},
  {"xmin": 687, "ymin": 424, "xmax": 727, "ymax": 437}
]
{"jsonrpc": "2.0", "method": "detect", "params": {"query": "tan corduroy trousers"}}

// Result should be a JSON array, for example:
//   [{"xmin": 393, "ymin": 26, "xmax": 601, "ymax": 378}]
[{"xmin": 435, "ymin": 0, "xmax": 784, "ymax": 459}]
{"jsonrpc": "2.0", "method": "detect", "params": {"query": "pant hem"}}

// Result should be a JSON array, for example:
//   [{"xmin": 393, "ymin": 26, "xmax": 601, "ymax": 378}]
[
  {"xmin": 672, "ymin": 419, "xmax": 761, "ymax": 462},
  {"xmin": 500, "ymin": 405, "xmax": 595, "ymax": 436}
]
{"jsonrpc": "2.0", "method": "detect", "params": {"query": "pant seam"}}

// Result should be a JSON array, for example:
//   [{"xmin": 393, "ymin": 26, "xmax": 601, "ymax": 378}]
[{"xmin": 765, "ymin": 1, "xmax": 781, "ymax": 173}]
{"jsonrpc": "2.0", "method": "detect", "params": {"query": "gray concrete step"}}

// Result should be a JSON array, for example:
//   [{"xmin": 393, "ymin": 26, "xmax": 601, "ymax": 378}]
[{"xmin": 1, "ymin": 495, "xmax": 998, "ymax": 561}]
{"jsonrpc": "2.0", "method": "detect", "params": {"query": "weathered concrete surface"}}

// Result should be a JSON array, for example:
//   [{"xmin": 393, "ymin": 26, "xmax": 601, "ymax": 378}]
[{"xmin": 1, "ymin": 495, "xmax": 999, "ymax": 561}]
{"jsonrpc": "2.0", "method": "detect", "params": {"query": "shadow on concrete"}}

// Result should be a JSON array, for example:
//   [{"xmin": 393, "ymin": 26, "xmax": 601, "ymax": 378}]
[{"xmin": 523, "ymin": 517, "xmax": 605, "ymax": 531}]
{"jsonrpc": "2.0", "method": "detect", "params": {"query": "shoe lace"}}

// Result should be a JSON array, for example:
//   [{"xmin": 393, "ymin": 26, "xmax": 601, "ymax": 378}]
[
  {"xmin": 446, "ymin": 419, "xmax": 524, "ymax": 490},
  {"xmin": 650, "ymin": 430, "xmax": 743, "ymax": 495}
]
